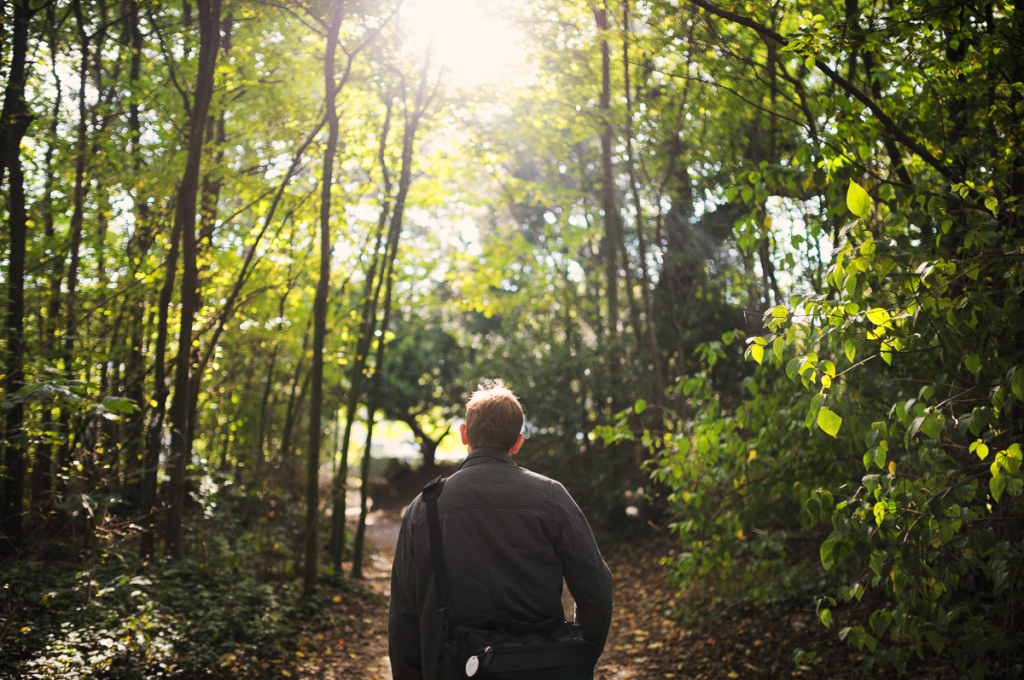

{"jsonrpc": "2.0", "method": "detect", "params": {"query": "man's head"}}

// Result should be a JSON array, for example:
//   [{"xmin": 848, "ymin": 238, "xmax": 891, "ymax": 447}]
[{"xmin": 460, "ymin": 379, "xmax": 524, "ymax": 453}]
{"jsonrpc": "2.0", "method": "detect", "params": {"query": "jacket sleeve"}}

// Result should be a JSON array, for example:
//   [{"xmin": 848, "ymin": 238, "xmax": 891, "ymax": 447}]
[
  {"xmin": 388, "ymin": 508, "xmax": 423, "ymax": 680},
  {"xmin": 552, "ymin": 482, "xmax": 614, "ymax": 656}
]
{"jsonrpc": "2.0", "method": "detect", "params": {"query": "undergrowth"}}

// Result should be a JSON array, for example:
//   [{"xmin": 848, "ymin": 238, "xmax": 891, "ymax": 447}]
[{"xmin": 1, "ymin": 474, "xmax": 357, "ymax": 679}]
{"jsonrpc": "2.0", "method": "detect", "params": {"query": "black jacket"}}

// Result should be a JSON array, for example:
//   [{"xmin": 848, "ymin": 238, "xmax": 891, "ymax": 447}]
[{"xmin": 387, "ymin": 447, "xmax": 614, "ymax": 680}]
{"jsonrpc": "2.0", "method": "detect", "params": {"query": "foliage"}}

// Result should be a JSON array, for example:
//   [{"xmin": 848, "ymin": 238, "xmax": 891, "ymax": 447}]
[
  {"xmin": 590, "ymin": 0, "xmax": 1024, "ymax": 675},
  {"xmin": 1, "ymin": 473, "xmax": 354, "ymax": 679}
]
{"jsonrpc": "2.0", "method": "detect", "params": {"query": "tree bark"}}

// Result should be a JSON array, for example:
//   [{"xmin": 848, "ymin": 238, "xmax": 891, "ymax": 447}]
[
  {"xmin": 595, "ymin": 1, "xmax": 620, "ymax": 338},
  {"xmin": 1, "ymin": 0, "xmax": 36, "ymax": 555},
  {"xmin": 165, "ymin": 0, "xmax": 221, "ymax": 560},
  {"xmin": 351, "ymin": 257, "xmax": 396, "ymax": 579},
  {"xmin": 54, "ymin": 0, "xmax": 94, "ymax": 500},
  {"xmin": 304, "ymin": 0, "xmax": 345, "ymax": 594},
  {"xmin": 0, "ymin": 112, "xmax": 32, "ymax": 557},
  {"xmin": 621, "ymin": 0, "xmax": 664, "ymax": 402},
  {"xmin": 33, "ymin": 0, "xmax": 62, "ymax": 523}
]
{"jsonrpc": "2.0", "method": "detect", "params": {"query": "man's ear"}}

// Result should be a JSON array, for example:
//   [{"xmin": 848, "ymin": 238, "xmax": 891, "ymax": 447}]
[
  {"xmin": 508, "ymin": 433, "xmax": 525, "ymax": 456},
  {"xmin": 460, "ymin": 423, "xmax": 470, "ymax": 446}
]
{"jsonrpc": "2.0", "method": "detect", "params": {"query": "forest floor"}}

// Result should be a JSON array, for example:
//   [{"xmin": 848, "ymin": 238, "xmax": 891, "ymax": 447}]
[{"xmin": 283, "ymin": 505, "xmax": 875, "ymax": 680}]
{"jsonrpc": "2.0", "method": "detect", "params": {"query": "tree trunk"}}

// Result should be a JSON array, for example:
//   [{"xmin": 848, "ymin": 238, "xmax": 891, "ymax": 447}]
[
  {"xmin": 351, "ymin": 66, "xmax": 432, "ymax": 576},
  {"xmin": 0, "ymin": 109, "xmax": 32, "ymax": 557},
  {"xmin": 621, "ymin": 0, "xmax": 664, "ymax": 402},
  {"xmin": 55, "ymin": 0, "xmax": 94, "ymax": 500},
  {"xmin": 351, "ymin": 270, "xmax": 394, "ymax": 578},
  {"xmin": 33, "ymin": 0, "xmax": 62, "ymax": 523},
  {"xmin": 328, "ymin": 100, "xmax": 395, "ymax": 569},
  {"xmin": 165, "ymin": 0, "xmax": 221, "ymax": 560},
  {"xmin": 140, "ymin": 214, "xmax": 180, "ymax": 561},
  {"xmin": 595, "ymin": 1, "xmax": 620, "ymax": 338},
  {"xmin": 304, "ymin": 0, "xmax": 344, "ymax": 594},
  {"xmin": 1, "ymin": 0, "xmax": 37, "ymax": 555}
]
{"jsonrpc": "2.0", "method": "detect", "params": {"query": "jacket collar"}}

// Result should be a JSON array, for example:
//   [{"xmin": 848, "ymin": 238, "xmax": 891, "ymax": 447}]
[{"xmin": 458, "ymin": 446, "xmax": 517, "ymax": 470}]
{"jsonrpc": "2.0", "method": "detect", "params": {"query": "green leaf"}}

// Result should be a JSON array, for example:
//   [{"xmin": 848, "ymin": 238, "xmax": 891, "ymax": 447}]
[
  {"xmin": 773, "ymin": 336, "xmax": 785, "ymax": 361},
  {"xmin": 874, "ymin": 446, "xmax": 887, "ymax": 470},
  {"xmin": 820, "ymin": 609, "xmax": 832, "ymax": 629},
  {"xmin": 847, "ymin": 180, "xmax": 872, "ymax": 217},
  {"xmin": 750, "ymin": 345, "xmax": 764, "ymax": 364},
  {"xmin": 925, "ymin": 631, "xmax": 945, "ymax": 656},
  {"xmin": 867, "ymin": 308, "xmax": 890, "ymax": 326},
  {"xmin": 821, "ymin": 531, "xmax": 842, "ymax": 570},
  {"xmin": 990, "ymin": 474, "xmax": 1006, "ymax": 502},
  {"xmin": 1012, "ymin": 368, "xmax": 1024, "ymax": 401},
  {"xmin": 920, "ymin": 413, "xmax": 945, "ymax": 440},
  {"xmin": 844, "ymin": 339, "xmax": 856, "ymax": 363},
  {"xmin": 965, "ymin": 354, "xmax": 981, "ymax": 375},
  {"xmin": 817, "ymin": 407, "xmax": 843, "ymax": 437},
  {"xmin": 634, "ymin": 399, "xmax": 646, "ymax": 414}
]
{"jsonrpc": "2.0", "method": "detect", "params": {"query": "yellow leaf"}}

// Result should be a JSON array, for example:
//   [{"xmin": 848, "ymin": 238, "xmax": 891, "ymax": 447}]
[
  {"xmin": 20, "ymin": 627, "xmax": 30, "ymax": 633},
  {"xmin": 728, "ymin": 673, "xmax": 740, "ymax": 679},
  {"xmin": 888, "ymin": 461, "xmax": 896, "ymax": 476},
  {"xmin": 332, "ymin": 595, "xmax": 341, "ymax": 603},
  {"xmin": 747, "ymin": 450, "xmax": 757, "ymax": 461}
]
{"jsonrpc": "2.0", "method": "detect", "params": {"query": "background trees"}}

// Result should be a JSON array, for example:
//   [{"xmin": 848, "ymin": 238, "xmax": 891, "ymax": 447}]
[{"xmin": 2, "ymin": 0, "xmax": 1022, "ymax": 675}]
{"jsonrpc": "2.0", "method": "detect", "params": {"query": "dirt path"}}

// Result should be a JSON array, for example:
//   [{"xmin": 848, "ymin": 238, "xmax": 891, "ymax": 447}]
[
  {"xmin": 295, "ymin": 514, "xmax": 863, "ymax": 680},
  {"xmin": 292, "ymin": 508, "xmax": 669, "ymax": 680}
]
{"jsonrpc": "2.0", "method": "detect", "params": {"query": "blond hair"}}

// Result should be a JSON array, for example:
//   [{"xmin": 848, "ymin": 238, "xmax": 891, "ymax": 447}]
[{"xmin": 464, "ymin": 380, "xmax": 524, "ymax": 451}]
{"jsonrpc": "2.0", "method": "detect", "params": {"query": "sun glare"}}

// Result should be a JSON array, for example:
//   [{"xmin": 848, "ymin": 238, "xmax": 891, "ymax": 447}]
[{"xmin": 401, "ymin": 0, "xmax": 526, "ymax": 87}]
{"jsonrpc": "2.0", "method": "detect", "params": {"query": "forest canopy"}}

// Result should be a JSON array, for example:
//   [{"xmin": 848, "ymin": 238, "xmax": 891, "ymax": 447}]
[{"xmin": 2, "ymin": 0, "xmax": 1023, "ymax": 677}]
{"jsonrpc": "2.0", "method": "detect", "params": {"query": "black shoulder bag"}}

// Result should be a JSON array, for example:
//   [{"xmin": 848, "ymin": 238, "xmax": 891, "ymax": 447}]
[{"xmin": 422, "ymin": 477, "xmax": 598, "ymax": 680}]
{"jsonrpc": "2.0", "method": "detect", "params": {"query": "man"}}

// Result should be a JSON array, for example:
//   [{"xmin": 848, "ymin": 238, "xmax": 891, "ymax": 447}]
[{"xmin": 388, "ymin": 380, "xmax": 614, "ymax": 680}]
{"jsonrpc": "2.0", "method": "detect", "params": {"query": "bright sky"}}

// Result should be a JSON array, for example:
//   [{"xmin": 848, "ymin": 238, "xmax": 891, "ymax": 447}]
[{"xmin": 401, "ymin": 0, "xmax": 526, "ymax": 87}]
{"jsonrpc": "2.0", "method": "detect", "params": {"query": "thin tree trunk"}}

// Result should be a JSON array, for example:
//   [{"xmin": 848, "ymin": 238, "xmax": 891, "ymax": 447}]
[
  {"xmin": 33, "ymin": 0, "xmax": 63, "ymax": 521},
  {"xmin": 350, "ymin": 65, "xmax": 433, "ymax": 576},
  {"xmin": 165, "ymin": 0, "xmax": 221, "ymax": 560},
  {"xmin": 0, "ymin": 77, "xmax": 33, "ymax": 556},
  {"xmin": 621, "ymin": 0, "xmax": 663, "ymax": 401},
  {"xmin": 595, "ymin": 1, "xmax": 619, "ymax": 337},
  {"xmin": 279, "ymin": 318, "xmax": 312, "ymax": 480},
  {"xmin": 328, "ymin": 100, "xmax": 395, "ymax": 569},
  {"xmin": 304, "ymin": 0, "xmax": 345, "ymax": 594},
  {"xmin": 254, "ymin": 291, "xmax": 291, "ymax": 483},
  {"xmin": 351, "ymin": 258, "xmax": 397, "ymax": 579},
  {"xmin": 56, "ymin": 0, "xmax": 94, "ymax": 499},
  {"xmin": 140, "ymin": 214, "xmax": 180, "ymax": 561}
]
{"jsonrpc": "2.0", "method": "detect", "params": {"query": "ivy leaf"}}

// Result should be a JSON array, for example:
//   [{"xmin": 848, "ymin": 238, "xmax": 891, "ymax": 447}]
[
  {"xmin": 817, "ymin": 407, "xmax": 843, "ymax": 437},
  {"xmin": 847, "ymin": 180, "xmax": 872, "ymax": 217}
]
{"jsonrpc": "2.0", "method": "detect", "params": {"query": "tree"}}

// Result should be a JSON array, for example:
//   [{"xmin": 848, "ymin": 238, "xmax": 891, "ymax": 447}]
[{"xmin": 165, "ymin": 0, "xmax": 222, "ymax": 560}]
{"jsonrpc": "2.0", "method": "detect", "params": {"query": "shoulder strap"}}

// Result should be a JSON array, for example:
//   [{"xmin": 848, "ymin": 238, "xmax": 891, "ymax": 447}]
[{"xmin": 422, "ymin": 476, "xmax": 450, "ymax": 615}]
